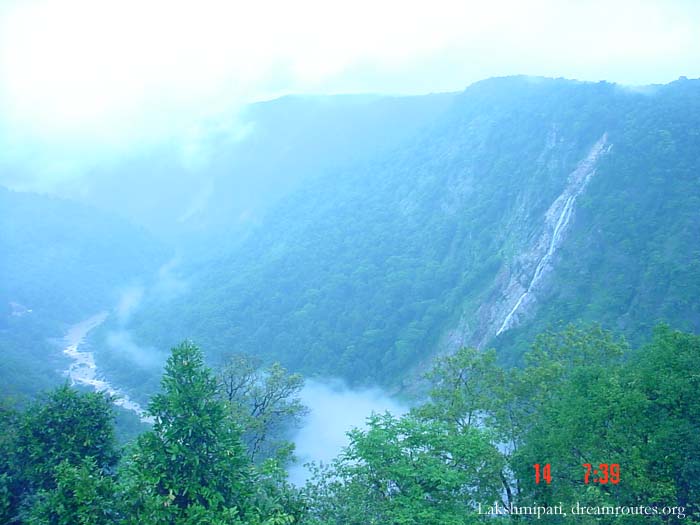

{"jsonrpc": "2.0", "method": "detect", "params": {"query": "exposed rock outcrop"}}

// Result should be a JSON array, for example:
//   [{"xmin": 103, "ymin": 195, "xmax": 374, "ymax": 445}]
[{"xmin": 443, "ymin": 133, "xmax": 612, "ymax": 353}]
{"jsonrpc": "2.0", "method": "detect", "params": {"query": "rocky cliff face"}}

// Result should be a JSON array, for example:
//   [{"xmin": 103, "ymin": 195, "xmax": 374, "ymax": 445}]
[
  {"xmin": 102, "ymin": 77, "xmax": 700, "ymax": 389},
  {"xmin": 483, "ymin": 133, "xmax": 612, "ymax": 345},
  {"xmin": 435, "ymin": 132, "xmax": 612, "ymax": 358}
]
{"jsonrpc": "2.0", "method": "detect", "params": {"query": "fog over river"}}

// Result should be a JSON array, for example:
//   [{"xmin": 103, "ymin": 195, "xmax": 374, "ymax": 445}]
[
  {"xmin": 63, "ymin": 312, "xmax": 151, "ymax": 421},
  {"xmin": 62, "ymin": 314, "xmax": 405, "ymax": 484},
  {"xmin": 289, "ymin": 379, "xmax": 407, "ymax": 484}
]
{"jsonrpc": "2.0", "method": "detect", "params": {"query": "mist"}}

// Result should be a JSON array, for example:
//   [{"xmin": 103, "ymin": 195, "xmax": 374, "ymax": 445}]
[
  {"xmin": 115, "ymin": 286, "xmax": 144, "ymax": 324},
  {"xmin": 105, "ymin": 257, "xmax": 189, "ymax": 371},
  {"xmin": 105, "ymin": 330, "xmax": 164, "ymax": 370},
  {"xmin": 289, "ymin": 379, "xmax": 408, "ymax": 485},
  {"xmin": 1, "ymin": 0, "xmax": 699, "ymax": 196}
]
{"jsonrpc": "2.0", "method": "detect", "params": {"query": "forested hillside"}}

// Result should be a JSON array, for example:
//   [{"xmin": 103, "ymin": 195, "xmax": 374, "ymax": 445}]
[
  {"xmin": 108, "ymin": 77, "xmax": 700, "ymax": 388},
  {"xmin": 2, "ymin": 0, "xmax": 698, "ymax": 518},
  {"xmin": 0, "ymin": 187, "xmax": 167, "ymax": 396},
  {"xmin": 53, "ymin": 93, "xmax": 457, "ymax": 244},
  {"xmin": 1, "ymin": 75, "xmax": 699, "ymax": 524}
]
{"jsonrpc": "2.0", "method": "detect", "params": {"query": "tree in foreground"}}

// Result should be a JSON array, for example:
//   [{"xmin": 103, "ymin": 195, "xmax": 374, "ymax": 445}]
[
  {"xmin": 0, "ymin": 400, "xmax": 22, "ymax": 524},
  {"xmin": 303, "ymin": 411, "xmax": 502, "ymax": 525},
  {"xmin": 218, "ymin": 353, "xmax": 308, "ymax": 464},
  {"xmin": 302, "ymin": 325, "xmax": 700, "ymax": 525},
  {"xmin": 17, "ymin": 385, "xmax": 118, "ymax": 493},
  {"xmin": 119, "ymin": 341, "xmax": 303, "ymax": 524},
  {"xmin": 26, "ymin": 457, "xmax": 117, "ymax": 525},
  {"xmin": 120, "ymin": 341, "xmax": 252, "ymax": 524}
]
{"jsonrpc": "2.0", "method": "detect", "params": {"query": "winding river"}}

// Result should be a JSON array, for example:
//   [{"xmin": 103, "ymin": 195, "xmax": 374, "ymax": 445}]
[
  {"xmin": 63, "ymin": 312, "xmax": 152, "ymax": 422},
  {"xmin": 62, "ymin": 313, "xmax": 401, "ymax": 483}
]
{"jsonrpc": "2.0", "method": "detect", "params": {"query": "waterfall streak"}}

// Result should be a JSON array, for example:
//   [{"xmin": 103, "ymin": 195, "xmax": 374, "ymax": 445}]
[{"xmin": 495, "ymin": 134, "xmax": 610, "ymax": 336}]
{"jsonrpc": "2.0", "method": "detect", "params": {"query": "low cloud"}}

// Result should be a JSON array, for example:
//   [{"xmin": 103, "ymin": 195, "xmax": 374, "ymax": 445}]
[
  {"xmin": 152, "ymin": 257, "xmax": 189, "ymax": 301},
  {"xmin": 115, "ymin": 285, "xmax": 144, "ymax": 324},
  {"xmin": 289, "ymin": 379, "xmax": 408, "ymax": 485},
  {"xmin": 2, "ymin": 0, "xmax": 699, "ymax": 193},
  {"xmin": 105, "ymin": 329, "xmax": 165, "ymax": 369}
]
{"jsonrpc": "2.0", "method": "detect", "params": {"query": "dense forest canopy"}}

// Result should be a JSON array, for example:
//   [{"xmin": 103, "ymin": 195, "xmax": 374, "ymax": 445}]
[
  {"xmin": 1, "ymin": 325, "xmax": 698, "ymax": 523},
  {"xmin": 90, "ymin": 76, "xmax": 700, "ymax": 392},
  {"xmin": 1, "ymin": 75, "xmax": 699, "ymax": 524}
]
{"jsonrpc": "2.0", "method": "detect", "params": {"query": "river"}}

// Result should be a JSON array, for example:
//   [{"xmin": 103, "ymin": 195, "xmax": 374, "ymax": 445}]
[
  {"xmin": 63, "ymin": 312, "xmax": 152, "ymax": 422},
  {"xmin": 63, "ymin": 313, "xmax": 402, "ymax": 476}
]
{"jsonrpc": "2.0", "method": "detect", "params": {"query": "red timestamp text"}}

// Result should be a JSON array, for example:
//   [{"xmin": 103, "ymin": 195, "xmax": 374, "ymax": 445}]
[
  {"xmin": 533, "ymin": 463, "xmax": 552, "ymax": 484},
  {"xmin": 583, "ymin": 463, "xmax": 620, "ymax": 484}
]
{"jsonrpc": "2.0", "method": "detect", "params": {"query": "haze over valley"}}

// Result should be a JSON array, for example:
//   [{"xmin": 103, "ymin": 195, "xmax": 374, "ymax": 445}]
[{"xmin": 1, "ymin": 2, "xmax": 699, "ymax": 523}]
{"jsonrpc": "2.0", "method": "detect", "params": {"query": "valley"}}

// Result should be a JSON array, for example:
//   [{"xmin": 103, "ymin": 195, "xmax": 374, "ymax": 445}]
[
  {"xmin": 1, "ymin": 74, "xmax": 698, "ymax": 525},
  {"xmin": 62, "ymin": 312, "xmax": 149, "ymax": 421}
]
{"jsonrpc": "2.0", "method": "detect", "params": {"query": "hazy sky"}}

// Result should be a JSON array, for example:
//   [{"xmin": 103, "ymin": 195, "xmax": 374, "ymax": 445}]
[{"xmin": 0, "ymin": 0, "xmax": 699, "ymax": 187}]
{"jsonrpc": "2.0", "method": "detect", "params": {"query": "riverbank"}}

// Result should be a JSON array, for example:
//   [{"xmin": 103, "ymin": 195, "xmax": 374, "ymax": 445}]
[{"xmin": 63, "ymin": 312, "xmax": 152, "ymax": 422}]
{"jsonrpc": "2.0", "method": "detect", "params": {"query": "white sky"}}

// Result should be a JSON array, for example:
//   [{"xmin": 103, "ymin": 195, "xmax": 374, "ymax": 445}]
[{"xmin": 0, "ymin": 0, "xmax": 698, "ymax": 185}]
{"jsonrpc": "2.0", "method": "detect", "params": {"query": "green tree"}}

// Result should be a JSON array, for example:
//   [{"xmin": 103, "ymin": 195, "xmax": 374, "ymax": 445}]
[
  {"xmin": 509, "ymin": 327, "xmax": 643, "ymax": 522},
  {"xmin": 120, "ymin": 341, "xmax": 252, "ymax": 524},
  {"xmin": 304, "ymin": 411, "xmax": 502, "ymax": 525},
  {"xmin": 417, "ymin": 347, "xmax": 516, "ymax": 506},
  {"xmin": 418, "ymin": 347, "xmax": 511, "ymax": 444},
  {"xmin": 218, "ymin": 354, "xmax": 308, "ymax": 463},
  {"xmin": 26, "ymin": 457, "xmax": 117, "ymax": 525},
  {"xmin": 632, "ymin": 326, "xmax": 700, "ymax": 521},
  {"xmin": 17, "ymin": 385, "xmax": 118, "ymax": 492},
  {"xmin": 507, "ymin": 325, "xmax": 700, "ymax": 524},
  {"xmin": 0, "ymin": 400, "xmax": 21, "ymax": 524}
]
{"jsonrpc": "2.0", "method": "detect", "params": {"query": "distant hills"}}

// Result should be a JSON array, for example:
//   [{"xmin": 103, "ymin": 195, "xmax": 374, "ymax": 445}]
[
  {"xmin": 3, "ymin": 75, "xmax": 699, "ymax": 396},
  {"xmin": 0, "ymin": 187, "xmax": 166, "ymax": 395},
  {"xmin": 109, "ymin": 76, "xmax": 700, "ymax": 389}
]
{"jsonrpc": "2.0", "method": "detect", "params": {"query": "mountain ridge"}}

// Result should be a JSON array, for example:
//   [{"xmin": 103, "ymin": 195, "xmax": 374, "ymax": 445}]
[{"xmin": 95, "ymin": 76, "xmax": 699, "ymax": 391}]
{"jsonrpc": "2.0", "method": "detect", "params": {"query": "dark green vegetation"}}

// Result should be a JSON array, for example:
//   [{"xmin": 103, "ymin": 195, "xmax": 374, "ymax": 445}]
[
  {"xmin": 113, "ymin": 77, "xmax": 700, "ymax": 388},
  {"xmin": 304, "ymin": 325, "xmax": 700, "ymax": 524},
  {"xmin": 1, "ymin": 342, "xmax": 307, "ymax": 524},
  {"xmin": 1, "ymin": 326, "xmax": 698, "ymax": 524},
  {"xmin": 3, "ymin": 77, "xmax": 699, "ymax": 399},
  {"xmin": 2, "ymin": 75, "xmax": 699, "ymax": 523},
  {"xmin": 503, "ymin": 78, "xmax": 700, "ymax": 360},
  {"xmin": 0, "ymin": 187, "xmax": 167, "ymax": 396},
  {"xmin": 0, "ymin": 187, "xmax": 165, "ymax": 320}
]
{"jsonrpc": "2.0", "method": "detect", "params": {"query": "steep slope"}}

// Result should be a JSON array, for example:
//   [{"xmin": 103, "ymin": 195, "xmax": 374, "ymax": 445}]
[
  {"xmin": 0, "ymin": 187, "xmax": 168, "ymax": 396},
  {"xmin": 50, "ymin": 93, "xmax": 457, "ymax": 245},
  {"xmin": 110, "ymin": 77, "xmax": 699, "ymax": 389},
  {"xmin": 493, "ymin": 79, "xmax": 700, "ymax": 355}
]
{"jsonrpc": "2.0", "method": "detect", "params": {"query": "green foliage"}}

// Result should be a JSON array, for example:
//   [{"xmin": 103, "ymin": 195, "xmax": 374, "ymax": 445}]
[
  {"xmin": 304, "ymin": 412, "xmax": 502, "ymax": 525},
  {"xmin": 0, "ymin": 317, "xmax": 69, "ymax": 398},
  {"xmin": 303, "ymin": 325, "xmax": 700, "ymax": 525},
  {"xmin": 510, "ymin": 327, "xmax": 645, "ymax": 520},
  {"xmin": 17, "ymin": 385, "xmax": 118, "ymax": 492},
  {"xmin": 0, "ymin": 401, "xmax": 21, "ymax": 524},
  {"xmin": 218, "ymin": 354, "xmax": 308, "ymax": 463},
  {"xmin": 512, "ymin": 78, "xmax": 700, "ymax": 361},
  {"xmin": 419, "ymin": 347, "xmax": 505, "ymax": 430},
  {"xmin": 0, "ymin": 343, "xmax": 308, "ymax": 524},
  {"xmin": 633, "ymin": 326, "xmax": 700, "ymax": 518},
  {"xmin": 247, "ymin": 458, "xmax": 307, "ymax": 525},
  {"xmin": 121, "ymin": 77, "xmax": 700, "ymax": 389},
  {"xmin": 119, "ymin": 341, "xmax": 252, "ymax": 524},
  {"xmin": 0, "ymin": 186, "xmax": 167, "ymax": 400},
  {"xmin": 302, "ymin": 346, "xmax": 508, "ymax": 524},
  {"xmin": 1, "ymin": 326, "xmax": 699, "ymax": 524},
  {"xmin": 509, "ymin": 325, "xmax": 700, "ymax": 524},
  {"xmin": 26, "ymin": 457, "xmax": 117, "ymax": 525},
  {"xmin": 0, "ymin": 186, "xmax": 166, "ymax": 322},
  {"xmin": 0, "ymin": 387, "xmax": 117, "ymax": 524}
]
